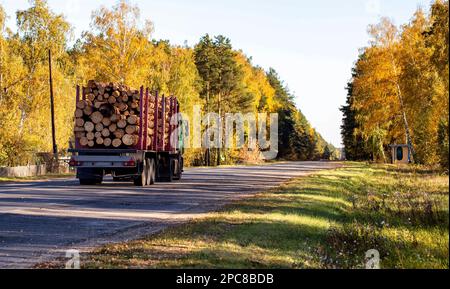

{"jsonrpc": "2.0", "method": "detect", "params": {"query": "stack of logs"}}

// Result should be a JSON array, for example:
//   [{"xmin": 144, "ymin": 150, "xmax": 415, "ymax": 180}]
[{"xmin": 74, "ymin": 81, "xmax": 144, "ymax": 148}]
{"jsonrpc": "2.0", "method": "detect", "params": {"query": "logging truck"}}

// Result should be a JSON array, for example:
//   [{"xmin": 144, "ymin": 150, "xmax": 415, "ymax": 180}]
[{"xmin": 68, "ymin": 81, "xmax": 183, "ymax": 186}]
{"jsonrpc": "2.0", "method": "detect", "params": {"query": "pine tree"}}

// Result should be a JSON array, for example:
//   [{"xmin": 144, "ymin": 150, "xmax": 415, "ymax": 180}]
[
  {"xmin": 340, "ymin": 76, "xmax": 371, "ymax": 161},
  {"xmin": 194, "ymin": 34, "xmax": 243, "ymax": 165}
]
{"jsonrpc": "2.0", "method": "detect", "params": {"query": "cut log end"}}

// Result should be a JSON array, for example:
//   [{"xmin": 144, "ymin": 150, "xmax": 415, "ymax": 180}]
[
  {"xmin": 84, "ymin": 122, "xmax": 95, "ymax": 132},
  {"xmin": 117, "ymin": 119, "xmax": 127, "ymax": 129},
  {"xmin": 75, "ymin": 118, "xmax": 85, "ymax": 127},
  {"xmin": 91, "ymin": 111, "xmax": 104, "ymax": 124},
  {"xmin": 86, "ymin": 132, "xmax": 95, "ymax": 141},
  {"xmin": 112, "ymin": 138, "xmax": 122, "ymax": 148},
  {"xmin": 122, "ymin": 134, "xmax": 139, "ymax": 146},
  {"xmin": 127, "ymin": 115, "xmax": 139, "ymax": 125},
  {"xmin": 104, "ymin": 138, "xmax": 112, "ymax": 147},
  {"xmin": 80, "ymin": 137, "xmax": 89, "ymax": 146}
]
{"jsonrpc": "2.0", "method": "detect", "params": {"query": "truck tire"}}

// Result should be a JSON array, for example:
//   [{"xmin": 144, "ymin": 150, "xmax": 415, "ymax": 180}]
[
  {"xmin": 173, "ymin": 158, "xmax": 182, "ymax": 180},
  {"xmin": 148, "ymin": 158, "xmax": 156, "ymax": 185},
  {"xmin": 134, "ymin": 161, "xmax": 147, "ymax": 187},
  {"xmin": 144, "ymin": 158, "xmax": 153, "ymax": 186},
  {"xmin": 77, "ymin": 168, "xmax": 103, "ymax": 185},
  {"xmin": 168, "ymin": 159, "xmax": 174, "ymax": 182},
  {"xmin": 145, "ymin": 159, "xmax": 151, "ymax": 186}
]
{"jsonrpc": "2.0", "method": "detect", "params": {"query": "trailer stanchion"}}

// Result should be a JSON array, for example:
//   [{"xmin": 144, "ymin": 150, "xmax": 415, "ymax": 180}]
[{"xmin": 154, "ymin": 91, "xmax": 159, "ymax": 151}]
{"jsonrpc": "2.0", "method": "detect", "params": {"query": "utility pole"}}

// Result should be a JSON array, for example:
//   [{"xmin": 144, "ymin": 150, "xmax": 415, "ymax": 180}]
[
  {"xmin": 48, "ymin": 49, "xmax": 58, "ymax": 159},
  {"xmin": 217, "ymin": 92, "xmax": 221, "ymax": 166},
  {"xmin": 206, "ymin": 81, "xmax": 210, "ymax": 166},
  {"xmin": 390, "ymin": 56, "xmax": 414, "ymax": 163}
]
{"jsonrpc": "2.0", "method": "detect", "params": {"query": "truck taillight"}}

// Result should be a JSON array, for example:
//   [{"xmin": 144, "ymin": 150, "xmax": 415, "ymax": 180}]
[
  {"xmin": 69, "ymin": 158, "xmax": 83, "ymax": 167},
  {"xmin": 123, "ymin": 159, "xmax": 136, "ymax": 167}
]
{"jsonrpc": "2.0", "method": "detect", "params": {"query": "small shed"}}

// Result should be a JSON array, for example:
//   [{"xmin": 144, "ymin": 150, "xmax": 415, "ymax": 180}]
[{"xmin": 389, "ymin": 144, "xmax": 411, "ymax": 164}]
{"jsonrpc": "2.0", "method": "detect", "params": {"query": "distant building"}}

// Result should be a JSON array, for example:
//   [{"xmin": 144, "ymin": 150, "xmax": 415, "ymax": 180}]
[{"xmin": 389, "ymin": 144, "xmax": 411, "ymax": 164}]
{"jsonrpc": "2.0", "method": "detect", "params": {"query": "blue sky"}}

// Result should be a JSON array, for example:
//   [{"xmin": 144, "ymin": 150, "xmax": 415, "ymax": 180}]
[{"xmin": 1, "ymin": 0, "xmax": 433, "ymax": 147}]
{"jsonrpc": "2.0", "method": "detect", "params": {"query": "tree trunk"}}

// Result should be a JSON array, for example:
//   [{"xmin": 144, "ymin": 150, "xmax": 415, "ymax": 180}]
[
  {"xmin": 217, "ymin": 92, "xmax": 221, "ymax": 166},
  {"xmin": 391, "ymin": 58, "xmax": 415, "ymax": 163}
]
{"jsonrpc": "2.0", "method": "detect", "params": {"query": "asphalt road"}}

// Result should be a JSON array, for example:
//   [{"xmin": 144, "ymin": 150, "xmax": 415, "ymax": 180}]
[{"xmin": 0, "ymin": 161, "xmax": 341, "ymax": 268}]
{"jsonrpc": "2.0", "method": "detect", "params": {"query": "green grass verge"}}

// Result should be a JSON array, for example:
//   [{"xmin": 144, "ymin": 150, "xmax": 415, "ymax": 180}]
[{"xmin": 54, "ymin": 163, "xmax": 450, "ymax": 269}]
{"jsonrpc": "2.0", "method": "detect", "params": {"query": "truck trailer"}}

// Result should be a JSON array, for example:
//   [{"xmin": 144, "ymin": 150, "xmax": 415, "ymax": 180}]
[{"xmin": 68, "ymin": 82, "xmax": 183, "ymax": 186}]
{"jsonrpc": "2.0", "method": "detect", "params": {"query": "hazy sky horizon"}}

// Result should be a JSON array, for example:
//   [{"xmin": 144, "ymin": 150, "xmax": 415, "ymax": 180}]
[{"xmin": 1, "ymin": 0, "xmax": 433, "ymax": 147}]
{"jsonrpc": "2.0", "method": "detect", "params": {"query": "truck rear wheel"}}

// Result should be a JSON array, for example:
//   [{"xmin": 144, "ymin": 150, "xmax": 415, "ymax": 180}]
[
  {"xmin": 173, "ymin": 159, "xmax": 182, "ymax": 180},
  {"xmin": 148, "ymin": 158, "xmax": 156, "ymax": 185},
  {"xmin": 134, "ymin": 161, "xmax": 147, "ymax": 187},
  {"xmin": 77, "ymin": 168, "xmax": 103, "ymax": 185},
  {"xmin": 167, "ymin": 159, "xmax": 174, "ymax": 182}
]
